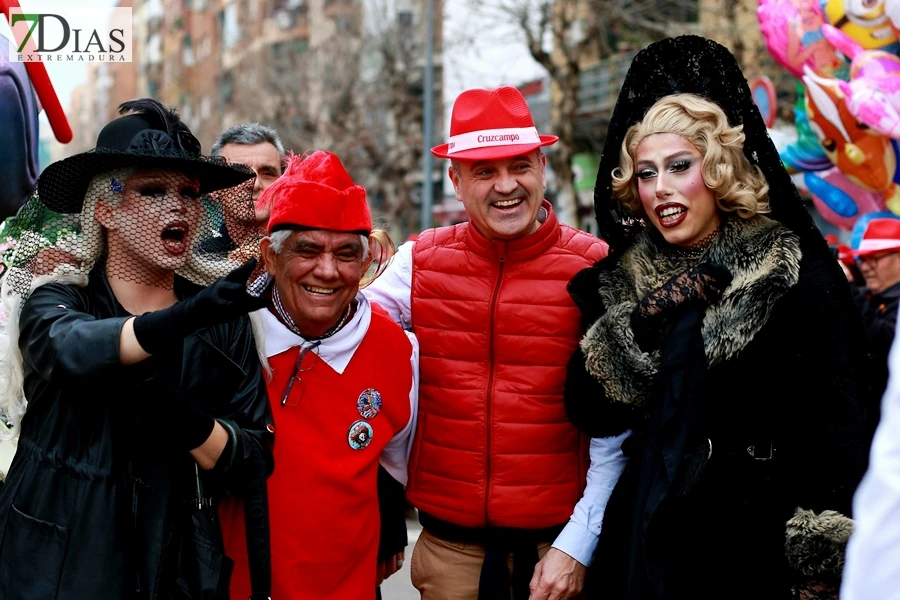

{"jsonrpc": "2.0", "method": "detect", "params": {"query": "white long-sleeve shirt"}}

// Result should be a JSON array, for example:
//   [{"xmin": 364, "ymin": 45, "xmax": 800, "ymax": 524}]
[
  {"xmin": 364, "ymin": 241, "xmax": 629, "ymax": 565},
  {"xmin": 842, "ymin": 329, "xmax": 900, "ymax": 600}
]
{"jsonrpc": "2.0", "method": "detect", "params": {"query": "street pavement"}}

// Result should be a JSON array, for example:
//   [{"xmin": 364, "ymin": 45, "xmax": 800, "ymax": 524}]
[{"xmin": 379, "ymin": 516, "xmax": 423, "ymax": 600}]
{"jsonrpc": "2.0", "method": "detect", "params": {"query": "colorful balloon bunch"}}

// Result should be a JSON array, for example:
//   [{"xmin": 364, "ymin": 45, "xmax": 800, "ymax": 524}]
[{"xmin": 757, "ymin": 0, "xmax": 900, "ymax": 230}]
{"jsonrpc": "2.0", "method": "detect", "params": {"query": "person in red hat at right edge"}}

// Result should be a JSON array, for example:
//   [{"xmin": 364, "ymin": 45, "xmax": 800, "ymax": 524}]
[
  {"xmin": 364, "ymin": 86, "xmax": 626, "ymax": 600},
  {"xmin": 851, "ymin": 217, "xmax": 900, "ymax": 441}
]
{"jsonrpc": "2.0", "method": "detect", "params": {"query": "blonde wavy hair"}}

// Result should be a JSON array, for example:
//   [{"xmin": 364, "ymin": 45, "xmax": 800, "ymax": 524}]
[
  {"xmin": 361, "ymin": 229, "xmax": 396, "ymax": 287},
  {"xmin": 611, "ymin": 93, "xmax": 770, "ymax": 219}
]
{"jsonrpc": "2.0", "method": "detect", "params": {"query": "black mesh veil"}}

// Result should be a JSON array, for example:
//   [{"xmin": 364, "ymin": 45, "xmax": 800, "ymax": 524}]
[
  {"xmin": 1, "ymin": 157, "xmax": 260, "ymax": 299},
  {"xmin": 594, "ymin": 35, "xmax": 828, "ymax": 262}
]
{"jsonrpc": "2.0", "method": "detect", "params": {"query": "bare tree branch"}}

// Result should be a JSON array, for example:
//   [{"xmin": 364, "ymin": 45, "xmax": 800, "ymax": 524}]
[
  {"xmin": 516, "ymin": 1, "xmax": 553, "ymax": 74},
  {"xmin": 222, "ymin": 0, "xmax": 431, "ymax": 239}
]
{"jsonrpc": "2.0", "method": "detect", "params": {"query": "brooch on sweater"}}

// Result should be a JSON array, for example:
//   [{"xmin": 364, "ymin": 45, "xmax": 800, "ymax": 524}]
[{"xmin": 348, "ymin": 388, "xmax": 382, "ymax": 450}]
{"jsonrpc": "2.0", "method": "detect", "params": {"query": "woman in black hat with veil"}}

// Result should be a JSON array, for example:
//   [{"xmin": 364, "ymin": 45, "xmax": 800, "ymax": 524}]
[
  {"xmin": 564, "ymin": 37, "xmax": 870, "ymax": 599},
  {"xmin": 0, "ymin": 99, "xmax": 272, "ymax": 599}
]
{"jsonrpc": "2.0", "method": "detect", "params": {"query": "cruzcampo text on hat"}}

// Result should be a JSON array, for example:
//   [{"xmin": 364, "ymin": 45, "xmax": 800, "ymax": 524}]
[{"xmin": 431, "ymin": 86, "xmax": 557, "ymax": 161}]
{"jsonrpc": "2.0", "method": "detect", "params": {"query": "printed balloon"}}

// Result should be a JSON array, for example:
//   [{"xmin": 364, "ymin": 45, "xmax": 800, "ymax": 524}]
[
  {"xmin": 821, "ymin": 23, "xmax": 900, "ymax": 138},
  {"xmin": 781, "ymin": 81, "xmax": 835, "ymax": 173},
  {"xmin": 803, "ymin": 65, "xmax": 900, "ymax": 211},
  {"xmin": 822, "ymin": 0, "xmax": 899, "ymax": 51},
  {"xmin": 804, "ymin": 166, "xmax": 888, "ymax": 229},
  {"xmin": 758, "ymin": 0, "xmax": 847, "ymax": 77}
]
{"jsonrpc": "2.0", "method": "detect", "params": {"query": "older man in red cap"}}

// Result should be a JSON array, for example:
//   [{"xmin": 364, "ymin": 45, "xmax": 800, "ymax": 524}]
[
  {"xmin": 365, "ymin": 86, "xmax": 627, "ymax": 600},
  {"xmin": 852, "ymin": 217, "xmax": 900, "ymax": 440},
  {"xmin": 221, "ymin": 150, "xmax": 418, "ymax": 600}
]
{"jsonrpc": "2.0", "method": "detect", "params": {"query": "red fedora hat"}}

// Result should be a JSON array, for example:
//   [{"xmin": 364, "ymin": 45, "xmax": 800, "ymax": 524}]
[
  {"xmin": 854, "ymin": 217, "xmax": 900, "ymax": 257},
  {"xmin": 431, "ymin": 86, "xmax": 558, "ymax": 161}
]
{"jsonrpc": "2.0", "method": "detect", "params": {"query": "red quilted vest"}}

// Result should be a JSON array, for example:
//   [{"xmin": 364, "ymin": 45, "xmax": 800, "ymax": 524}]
[{"xmin": 406, "ymin": 202, "xmax": 608, "ymax": 529}]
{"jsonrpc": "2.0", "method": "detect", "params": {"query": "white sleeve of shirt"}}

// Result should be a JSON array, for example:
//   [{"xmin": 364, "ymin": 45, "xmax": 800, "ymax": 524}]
[
  {"xmin": 552, "ymin": 430, "xmax": 631, "ymax": 566},
  {"xmin": 363, "ymin": 241, "xmax": 414, "ymax": 330},
  {"xmin": 842, "ymin": 333, "xmax": 900, "ymax": 600},
  {"xmin": 379, "ymin": 330, "xmax": 420, "ymax": 486}
]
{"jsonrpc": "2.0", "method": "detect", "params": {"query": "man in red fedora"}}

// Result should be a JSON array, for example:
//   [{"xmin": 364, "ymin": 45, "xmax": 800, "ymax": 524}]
[
  {"xmin": 220, "ymin": 150, "xmax": 419, "ymax": 600},
  {"xmin": 366, "ymin": 86, "xmax": 627, "ymax": 600},
  {"xmin": 852, "ymin": 217, "xmax": 900, "ymax": 440}
]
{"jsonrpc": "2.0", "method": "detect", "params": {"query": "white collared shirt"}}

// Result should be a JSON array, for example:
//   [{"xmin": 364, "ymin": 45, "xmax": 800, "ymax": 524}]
[{"xmin": 252, "ymin": 294, "xmax": 419, "ymax": 485}]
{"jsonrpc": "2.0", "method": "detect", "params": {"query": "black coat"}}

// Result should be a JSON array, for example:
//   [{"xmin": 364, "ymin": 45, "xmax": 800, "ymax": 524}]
[
  {"xmin": 0, "ymin": 270, "xmax": 273, "ymax": 600},
  {"xmin": 851, "ymin": 280, "xmax": 900, "ymax": 441},
  {"xmin": 566, "ymin": 216, "xmax": 868, "ymax": 600}
]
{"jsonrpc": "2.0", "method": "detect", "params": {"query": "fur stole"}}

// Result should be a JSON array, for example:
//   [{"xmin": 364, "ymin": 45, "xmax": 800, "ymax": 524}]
[{"xmin": 580, "ymin": 214, "xmax": 801, "ymax": 409}]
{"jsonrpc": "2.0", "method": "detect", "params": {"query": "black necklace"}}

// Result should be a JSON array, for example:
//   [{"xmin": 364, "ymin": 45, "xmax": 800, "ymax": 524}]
[
  {"xmin": 672, "ymin": 226, "xmax": 721, "ymax": 261},
  {"xmin": 272, "ymin": 286, "xmax": 351, "ymax": 341}
]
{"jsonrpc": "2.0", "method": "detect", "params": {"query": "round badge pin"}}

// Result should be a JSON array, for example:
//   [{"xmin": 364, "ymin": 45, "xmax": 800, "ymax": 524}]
[
  {"xmin": 348, "ymin": 420, "xmax": 374, "ymax": 450},
  {"xmin": 357, "ymin": 388, "xmax": 382, "ymax": 419}
]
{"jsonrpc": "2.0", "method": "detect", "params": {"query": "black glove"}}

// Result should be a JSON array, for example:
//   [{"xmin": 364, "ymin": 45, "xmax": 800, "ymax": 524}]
[
  {"xmin": 630, "ymin": 262, "xmax": 733, "ymax": 351},
  {"xmin": 138, "ymin": 340, "xmax": 216, "ymax": 452},
  {"xmin": 133, "ymin": 258, "xmax": 268, "ymax": 355}
]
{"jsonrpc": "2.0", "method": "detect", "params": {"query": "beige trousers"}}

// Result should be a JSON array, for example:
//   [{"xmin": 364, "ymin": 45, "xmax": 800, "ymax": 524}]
[{"xmin": 409, "ymin": 528, "xmax": 552, "ymax": 600}]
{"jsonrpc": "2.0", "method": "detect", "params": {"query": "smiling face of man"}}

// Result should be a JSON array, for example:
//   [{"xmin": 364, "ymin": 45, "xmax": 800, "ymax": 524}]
[
  {"xmin": 449, "ymin": 150, "xmax": 547, "ymax": 241},
  {"xmin": 262, "ymin": 229, "xmax": 369, "ymax": 338}
]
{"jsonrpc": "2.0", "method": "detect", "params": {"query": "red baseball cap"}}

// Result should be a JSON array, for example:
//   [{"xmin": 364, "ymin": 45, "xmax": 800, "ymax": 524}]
[
  {"xmin": 431, "ymin": 86, "xmax": 558, "ymax": 161},
  {"xmin": 853, "ymin": 218, "xmax": 900, "ymax": 257}
]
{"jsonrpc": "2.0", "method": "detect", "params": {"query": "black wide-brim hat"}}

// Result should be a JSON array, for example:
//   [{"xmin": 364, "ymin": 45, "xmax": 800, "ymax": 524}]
[
  {"xmin": 594, "ymin": 35, "xmax": 824, "ymax": 256},
  {"xmin": 39, "ymin": 108, "xmax": 254, "ymax": 214}
]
